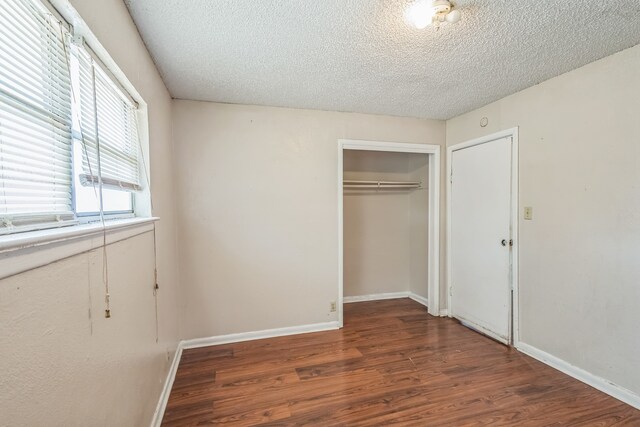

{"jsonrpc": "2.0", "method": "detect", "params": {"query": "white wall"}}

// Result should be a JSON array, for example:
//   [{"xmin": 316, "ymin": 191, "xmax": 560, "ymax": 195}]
[
  {"xmin": 173, "ymin": 101, "xmax": 445, "ymax": 339},
  {"xmin": 0, "ymin": 1, "xmax": 180, "ymax": 425},
  {"xmin": 446, "ymin": 44, "xmax": 640, "ymax": 397},
  {"xmin": 343, "ymin": 151, "xmax": 429, "ymax": 298}
]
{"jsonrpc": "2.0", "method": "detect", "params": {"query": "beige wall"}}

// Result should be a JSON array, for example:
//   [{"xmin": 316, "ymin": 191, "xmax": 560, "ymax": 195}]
[
  {"xmin": 446, "ymin": 44, "xmax": 640, "ymax": 395},
  {"xmin": 0, "ymin": 1, "xmax": 180, "ymax": 425},
  {"xmin": 343, "ymin": 151, "xmax": 429, "ymax": 297},
  {"xmin": 409, "ymin": 155, "xmax": 429, "ymax": 299},
  {"xmin": 173, "ymin": 101, "xmax": 445, "ymax": 339}
]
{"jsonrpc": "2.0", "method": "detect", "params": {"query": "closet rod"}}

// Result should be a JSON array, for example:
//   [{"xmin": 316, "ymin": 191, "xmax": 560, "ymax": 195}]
[
  {"xmin": 343, "ymin": 180, "xmax": 421, "ymax": 185},
  {"xmin": 343, "ymin": 180, "xmax": 422, "ymax": 189},
  {"xmin": 343, "ymin": 185, "xmax": 421, "ymax": 189}
]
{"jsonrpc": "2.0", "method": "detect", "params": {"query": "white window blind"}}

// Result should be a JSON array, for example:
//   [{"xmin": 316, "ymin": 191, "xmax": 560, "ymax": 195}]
[
  {"xmin": 0, "ymin": 0, "xmax": 74, "ymax": 232},
  {"xmin": 75, "ymin": 47, "xmax": 141, "ymax": 192}
]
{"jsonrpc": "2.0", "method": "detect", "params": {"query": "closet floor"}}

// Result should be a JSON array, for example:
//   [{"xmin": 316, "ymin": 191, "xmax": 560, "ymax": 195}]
[{"xmin": 162, "ymin": 299, "xmax": 639, "ymax": 426}]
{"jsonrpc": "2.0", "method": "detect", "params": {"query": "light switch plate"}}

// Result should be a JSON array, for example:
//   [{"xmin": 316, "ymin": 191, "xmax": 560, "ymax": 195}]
[{"xmin": 524, "ymin": 206, "xmax": 533, "ymax": 220}]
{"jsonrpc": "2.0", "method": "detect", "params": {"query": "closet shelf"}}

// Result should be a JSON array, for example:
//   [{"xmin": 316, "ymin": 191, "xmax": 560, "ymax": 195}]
[{"xmin": 343, "ymin": 180, "xmax": 423, "ymax": 190}]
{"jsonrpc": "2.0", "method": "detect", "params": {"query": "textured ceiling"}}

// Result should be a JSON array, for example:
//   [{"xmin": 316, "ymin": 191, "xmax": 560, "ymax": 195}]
[{"xmin": 124, "ymin": 0, "xmax": 640, "ymax": 120}]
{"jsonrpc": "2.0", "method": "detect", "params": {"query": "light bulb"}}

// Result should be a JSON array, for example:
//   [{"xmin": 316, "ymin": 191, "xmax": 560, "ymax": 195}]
[
  {"xmin": 413, "ymin": 16, "xmax": 431, "ymax": 29},
  {"xmin": 405, "ymin": 0, "xmax": 436, "ymax": 29},
  {"xmin": 445, "ymin": 9, "xmax": 461, "ymax": 23}
]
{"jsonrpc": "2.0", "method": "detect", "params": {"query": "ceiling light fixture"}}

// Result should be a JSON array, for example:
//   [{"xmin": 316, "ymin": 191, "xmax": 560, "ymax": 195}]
[{"xmin": 405, "ymin": 0, "xmax": 461, "ymax": 30}]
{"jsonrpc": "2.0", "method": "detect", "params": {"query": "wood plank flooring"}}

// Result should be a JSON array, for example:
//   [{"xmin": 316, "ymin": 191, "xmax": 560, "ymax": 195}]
[{"xmin": 162, "ymin": 298, "xmax": 640, "ymax": 426}]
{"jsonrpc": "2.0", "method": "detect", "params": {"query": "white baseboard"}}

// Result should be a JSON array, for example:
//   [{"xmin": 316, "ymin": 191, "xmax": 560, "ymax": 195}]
[
  {"xmin": 151, "ymin": 345, "xmax": 183, "ymax": 427},
  {"xmin": 516, "ymin": 342, "xmax": 640, "ymax": 410},
  {"xmin": 408, "ymin": 292, "xmax": 428, "ymax": 308},
  {"xmin": 150, "ymin": 320, "xmax": 340, "ymax": 426},
  {"xmin": 343, "ymin": 292, "xmax": 429, "ymax": 308},
  {"xmin": 343, "ymin": 292, "xmax": 410, "ymax": 303},
  {"xmin": 181, "ymin": 321, "xmax": 340, "ymax": 350}
]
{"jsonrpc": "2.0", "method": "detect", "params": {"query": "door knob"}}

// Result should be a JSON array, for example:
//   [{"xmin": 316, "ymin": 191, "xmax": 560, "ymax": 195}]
[{"xmin": 501, "ymin": 239, "xmax": 507, "ymax": 246}]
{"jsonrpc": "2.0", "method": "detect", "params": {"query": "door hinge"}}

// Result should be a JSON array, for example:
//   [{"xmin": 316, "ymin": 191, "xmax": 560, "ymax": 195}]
[{"xmin": 509, "ymin": 239, "xmax": 513, "ymax": 247}]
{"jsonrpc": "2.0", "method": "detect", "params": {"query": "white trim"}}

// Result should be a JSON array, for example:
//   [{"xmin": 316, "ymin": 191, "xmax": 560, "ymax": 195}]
[
  {"xmin": 446, "ymin": 144, "xmax": 452, "ymax": 316},
  {"xmin": 408, "ymin": 292, "xmax": 429, "ymax": 308},
  {"xmin": 343, "ymin": 292, "xmax": 411, "ymax": 303},
  {"xmin": 516, "ymin": 342, "xmax": 640, "ymax": 410},
  {"xmin": 510, "ymin": 129, "xmax": 520, "ymax": 344},
  {"xmin": 0, "ymin": 217, "xmax": 157, "ymax": 253},
  {"xmin": 446, "ymin": 128, "xmax": 519, "ymax": 344},
  {"xmin": 340, "ymin": 139, "xmax": 439, "ymax": 153},
  {"xmin": 428, "ymin": 150, "xmax": 441, "ymax": 316},
  {"xmin": 0, "ymin": 217, "xmax": 158, "ymax": 280},
  {"xmin": 337, "ymin": 145, "xmax": 344, "ymax": 327},
  {"xmin": 181, "ymin": 321, "xmax": 340, "ymax": 350},
  {"xmin": 343, "ymin": 291, "xmax": 429, "ymax": 307},
  {"xmin": 446, "ymin": 128, "xmax": 518, "ymax": 152},
  {"xmin": 150, "ymin": 345, "xmax": 183, "ymax": 427},
  {"xmin": 338, "ymin": 139, "xmax": 441, "ymax": 325},
  {"xmin": 343, "ymin": 292, "xmax": 429, "ymax": 308}
]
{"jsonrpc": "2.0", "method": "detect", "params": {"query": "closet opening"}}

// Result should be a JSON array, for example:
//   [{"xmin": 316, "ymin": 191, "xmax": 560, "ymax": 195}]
[{"xmin": 337, "ymin": 140, "xmax": 441, "ymax": 327}]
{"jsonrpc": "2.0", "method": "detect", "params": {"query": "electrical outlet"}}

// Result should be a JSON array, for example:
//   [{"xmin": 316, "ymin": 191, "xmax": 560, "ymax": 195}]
[
  {"xmin": 524, "ymin": 206, "xmax": 533, "ymax": 220},
  {"xmin": 330, "ymin": 301, "xmax": 337, "ymax": 312}
]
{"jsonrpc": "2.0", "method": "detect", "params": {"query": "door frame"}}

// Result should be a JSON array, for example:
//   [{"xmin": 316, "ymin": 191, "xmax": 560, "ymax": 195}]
[
  {"xmin": 337, "ymin": 139, "xmax": 441, "ymax": 327},
  {"xmin": 446, "ymin": 128, "xmax": 519, "ymax": 344}
]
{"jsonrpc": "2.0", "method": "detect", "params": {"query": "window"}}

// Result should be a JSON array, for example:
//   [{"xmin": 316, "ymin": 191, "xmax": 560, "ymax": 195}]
[
  {"xmin": 0, "ymin": 0, "xmax": 143, "ymax": 235},
  {"xmin": 72, "ymin": 46, "xmax": 140, "ymax": 216}
]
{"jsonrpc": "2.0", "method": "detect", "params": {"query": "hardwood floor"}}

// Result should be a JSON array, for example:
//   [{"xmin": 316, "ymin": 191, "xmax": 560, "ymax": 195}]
[{"xmin": 162, "ymin": 299, "xmax": 640, "ymax": 426}]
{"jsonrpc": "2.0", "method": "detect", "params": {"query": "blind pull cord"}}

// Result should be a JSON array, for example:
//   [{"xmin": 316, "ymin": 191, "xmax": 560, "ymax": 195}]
[
  {"xmin": 63, "ymin": 30, "xmax": 111, "ymax": 320},
  {"xmin": 135, "ymin": 112, "xmax": 160, "ymax": 343},
  {"xmin": 91, "ymin": 49, "xmax": 110, "ymax": 319}
]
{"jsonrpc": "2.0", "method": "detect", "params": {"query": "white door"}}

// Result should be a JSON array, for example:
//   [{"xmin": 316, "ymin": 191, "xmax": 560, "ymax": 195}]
[{"xmin": 450, "ymin": 136, "xmax": 513, "ymax": 344}]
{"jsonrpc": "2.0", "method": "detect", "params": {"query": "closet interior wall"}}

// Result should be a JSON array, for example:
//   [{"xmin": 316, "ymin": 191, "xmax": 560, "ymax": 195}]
[{"xmin": 343, "ymin": 150, "xmax": 429, "ymax": 299}]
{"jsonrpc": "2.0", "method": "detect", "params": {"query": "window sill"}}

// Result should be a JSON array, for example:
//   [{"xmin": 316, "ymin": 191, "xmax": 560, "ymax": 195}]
[{"xmin": 0, "ymin": 217, "xmax": 159, "ymax": 280}]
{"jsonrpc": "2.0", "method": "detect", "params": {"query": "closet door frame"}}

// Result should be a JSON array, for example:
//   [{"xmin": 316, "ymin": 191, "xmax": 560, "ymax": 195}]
[{"xmin": 337, "ymin": 139, "xmax": 442, "ymax": 327}]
